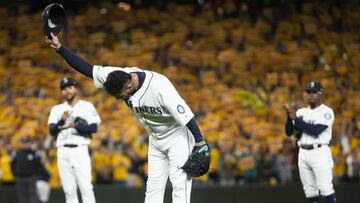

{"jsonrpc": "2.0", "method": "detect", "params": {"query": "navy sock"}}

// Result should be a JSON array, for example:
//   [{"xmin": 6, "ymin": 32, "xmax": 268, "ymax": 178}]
[
  {"xmin": 307, "ymin": 196, "xmax": 320, "ymax": 203},
  {"xmin": 325, "ymin": 194, "xmax": 337, "ymax": 203}
]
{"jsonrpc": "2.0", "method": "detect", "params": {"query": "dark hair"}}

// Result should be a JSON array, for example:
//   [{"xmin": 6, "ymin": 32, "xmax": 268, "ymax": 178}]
[{"xmin": 103, "ymin": 71, "xmax": 132, "ymax": 96}]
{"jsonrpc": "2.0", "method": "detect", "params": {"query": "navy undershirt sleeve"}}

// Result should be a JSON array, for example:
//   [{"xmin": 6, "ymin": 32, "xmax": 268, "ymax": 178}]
[
  {"xmin": 48, "ymin": 119, "xmax": 65, "ymax": 137},
  {"xmin": 186, "ymin": 118, "xmax": 204, "ymax": 142},
  {"xmin": 74, "ymin": 123, "xmax": 98, "ymax": 134},
  {"xmin": 285, "ymin": 116, "xmax": 294, "ymax": 136},
  {"xmin": 56, "ymin": 45, "xmax": 93, "ymax": 78},
  {"xmin": 294, "ymin": 117, "xmax": 328, "ymax": 137}
]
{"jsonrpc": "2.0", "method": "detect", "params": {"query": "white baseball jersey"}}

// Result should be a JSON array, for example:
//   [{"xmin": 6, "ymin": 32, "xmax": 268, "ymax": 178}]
[
  {"xmin": 296, "ymin": 103, "xmax": 335, "ymax": 198},
  {"xmin": 296, "ymin": 104, "xmax": 334, "ymax": 145},
  {"xmin": 48, "ymin": 100, "xmax": 101, "ymax": 147},
  {"xmin": 92, "ymin": 65, "xmax": 194, "ymax": 139}
]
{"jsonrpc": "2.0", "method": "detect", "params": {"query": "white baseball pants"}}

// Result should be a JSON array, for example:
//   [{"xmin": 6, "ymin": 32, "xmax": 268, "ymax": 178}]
[
  {"xmin": 145, "ymin": 128, "xmax": 195, "ymax": 203},
  {"xmin": 36, "ymin": 180, "xmax": 51, "ymax": 202},
  {"xmin": 57, "ymin": 145, "xmax": 95, "ymax": 203},
  {"xmin": 298, "ymin": 145, "xmax": 335, "ymax": 198}
]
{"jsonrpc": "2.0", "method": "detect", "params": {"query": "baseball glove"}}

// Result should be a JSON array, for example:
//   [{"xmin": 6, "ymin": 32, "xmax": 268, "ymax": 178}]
[
  {"xmin": 74, "ymin": 117, "xmax": 91, "ymax": 138},
  {"xmin": 181, "ymin": 143, "xmax": 211, "ymax": 177}
]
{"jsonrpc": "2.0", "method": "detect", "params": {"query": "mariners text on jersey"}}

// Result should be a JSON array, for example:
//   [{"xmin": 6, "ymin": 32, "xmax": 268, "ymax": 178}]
[{"xmin": 92, "ymin": 65, "xmax": 194, "ymax": 139}]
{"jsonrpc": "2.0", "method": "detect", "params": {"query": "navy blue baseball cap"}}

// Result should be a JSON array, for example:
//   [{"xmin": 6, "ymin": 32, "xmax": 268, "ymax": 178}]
[
  {"xmin": 60, "ymin": 77, "xmax": 76, "ymax": 89},
  {"xmin": 42, "ymin": 3, "xmax": 66, "ymax": 39},
  {"xmin": 305, "ymin": 81, "xmax": 323, "ymax": 94}
]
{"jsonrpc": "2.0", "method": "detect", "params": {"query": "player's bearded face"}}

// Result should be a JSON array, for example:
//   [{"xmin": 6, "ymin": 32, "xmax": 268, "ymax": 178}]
[
  {"xmin": 115, "ymin": 82, "xmax": 132, "ymax": 100},
  {"xmin": 61, "ymin": 86, "xmax": 77, "ymax": 101},
  {"xmin": 306, "ymin": 91, "xmax": 321, "ymax": 104}
]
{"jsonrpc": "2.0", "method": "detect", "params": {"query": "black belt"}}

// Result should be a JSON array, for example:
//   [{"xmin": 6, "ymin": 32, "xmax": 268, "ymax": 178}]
[
  {"xmin": 300, "ymin": 144, "xmax": 323, "ymax": 150},
  {"xmin": 63, "ymin": 144, "xmax": 78, "ymax": 148}
]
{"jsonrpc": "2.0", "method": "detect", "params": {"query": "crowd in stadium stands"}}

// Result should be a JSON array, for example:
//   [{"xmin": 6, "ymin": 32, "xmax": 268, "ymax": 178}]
[{"xmin": 0, "ymin": 0, "xmax": 359, "ymax": 188}]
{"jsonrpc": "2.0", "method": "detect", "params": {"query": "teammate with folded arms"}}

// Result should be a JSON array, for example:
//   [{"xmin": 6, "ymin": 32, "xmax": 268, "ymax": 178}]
[
  {"xmin": 284, "ymin": 81, "xmax": 336, "ymax": 203},
  {"xmin": 48, "ymin": 77, "xmax": 101, "ymax": 203}
]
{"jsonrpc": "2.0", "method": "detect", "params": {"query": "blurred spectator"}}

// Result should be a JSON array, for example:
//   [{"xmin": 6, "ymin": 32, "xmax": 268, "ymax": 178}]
[
  {"xmin": 345, "ymin": 149, "xmax": 360, "ymax": 182},
  {"xmin": 269, "ymin": 151, "xmax": 280, "ymax": 184},
  {"xmin": 237, "ymin": 145, "xmax": 259, "ymax": 184},
  {"xmin": 0, "ymin": 141, "xmax": 15, "ymax": 186},
  {"xmin": 218, "ymin": 139, "xmax": 237, "ymax": 186},
  {"xmin": 45, "ymin": 149, "xmax": 60, "ymax": 188},
  {"xmin": 112, "ymin": 147, "xmax": 131, "ymax": 187},
  {"xmin": 277, "ymin": 141, "xmax": 294, "ymax": 184},
  {"xmin": 93, "ymin": 139, "xmax": 113, "ymax": 184},
  {"xmin": 208, "ymin": 146, "xmax": 220, "ymax": 184},
  {"xmin": 11, "ymin": 136, "xmax": 41, "ymax": 203},
  {"xmin": 0, "ymin": 137, "xmax": 14, "ymax": 185}
]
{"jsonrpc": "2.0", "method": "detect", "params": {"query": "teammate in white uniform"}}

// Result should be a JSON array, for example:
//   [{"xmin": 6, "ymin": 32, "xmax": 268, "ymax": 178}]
[
  {"xmin": 284, "ymin": 81, "xmax": 336, "ymax": 203},
  {"xmin": 48, "ymin": 77, "xmax": 101, "ymax": 203},
  {"xmin": 46, "ymin": 33, "xmax": 209, "ymax": 203}
]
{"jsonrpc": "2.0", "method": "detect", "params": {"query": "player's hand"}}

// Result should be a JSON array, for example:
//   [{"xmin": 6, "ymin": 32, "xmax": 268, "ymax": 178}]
[
  {"xmin": 283, "ymin": 103, "xmax": 296, "ymax": 120},
  {"xmin": 283, "ymin": 103, "xmax": 291, "ymax": 113},
  {"xmin": 58, "ymin": 123, "xmax": 75, "ymax": 130},
  {"xmin": 61, "ymin": 111, "xmax": 71, "ymax": 121},
  {"xmin": 45, "ymin": 33, "xmax": 61, "ymax": 50},
  {"xmin": 288, "ymin": 111, "xmax": 296, "ymax": 120}
]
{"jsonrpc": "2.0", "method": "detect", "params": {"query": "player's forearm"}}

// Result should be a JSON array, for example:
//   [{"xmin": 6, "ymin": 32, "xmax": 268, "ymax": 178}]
[
  {"xmin": 294, "ymin": 117, "xmax": 328, "ymax": 137},
  {"xmin": 56, "ymin": 45, "xmax": 93, "ymax": 78},
  {"xmin": 285, "ymin": 116, "xmax": 294, "ymax": 136},
  {"xmin": 74, "ymin": 123, "xmax": 98, "ymax": 134},
  {"xmin": 49, "ymin": 124, "xmax": 60, "ymax": 136},
  {"xmin": 186, "ymin": 118, "xmax": 204, "ymax": 143},
  {"xmin": 48, "ymin": 119, "xmax": 65, "ymax": 136}
]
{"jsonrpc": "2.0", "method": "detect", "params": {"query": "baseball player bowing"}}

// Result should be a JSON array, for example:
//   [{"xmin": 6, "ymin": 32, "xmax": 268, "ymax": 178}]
[
  {"xmin": 48, "ymin": 77, "xmax": 101, "ymax": 203},
  {"xmin": 46, "ymin": 33, "xmax": 210, "ymax": 203},
  {"xmin": 284, "ymin": 81, "xmax": 336, "ymax": 203}
]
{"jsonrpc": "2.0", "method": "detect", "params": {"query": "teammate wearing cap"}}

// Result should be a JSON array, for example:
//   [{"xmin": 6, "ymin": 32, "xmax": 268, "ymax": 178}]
[
  {"xmin": 48, "ymin": 77, "xmax": 101, "ymax": 203},
  {"xmin": 283, "ymin": 81, "xmax": 336, "ymax": 203}
]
